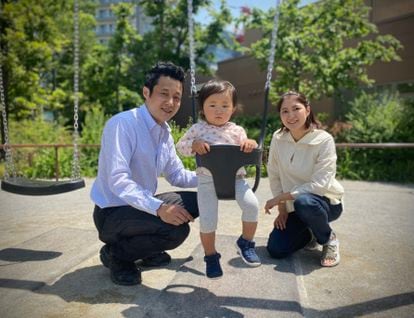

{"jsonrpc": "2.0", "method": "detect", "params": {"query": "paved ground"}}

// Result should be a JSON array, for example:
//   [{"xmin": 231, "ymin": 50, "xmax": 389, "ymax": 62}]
[{"xmin": 0, "ymin": 178, "xmax": 413, "ymax": 317}]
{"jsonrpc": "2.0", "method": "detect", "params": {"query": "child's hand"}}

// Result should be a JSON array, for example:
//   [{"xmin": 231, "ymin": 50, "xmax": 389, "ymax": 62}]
[
  {"xmin": 240, "ymin": 139, "xmax": 258, "ymax": 153},
  {"xmin": 192, "ymin": 139, "xmax": 210, "ymax": 155}
]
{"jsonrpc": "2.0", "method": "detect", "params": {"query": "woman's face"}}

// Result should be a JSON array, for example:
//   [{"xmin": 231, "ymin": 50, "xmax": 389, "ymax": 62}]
[{"xmin": 279, "ymin": 95, "xmax": 310, "ymax": 133}]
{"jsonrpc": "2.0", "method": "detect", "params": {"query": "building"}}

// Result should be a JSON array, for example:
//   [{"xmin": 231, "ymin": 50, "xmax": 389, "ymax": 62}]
[
  {"xmin": 366, "ymin": 0, "xmax": 414, "ymax": 94},
  {"xmin": 95, "ymin": 0, "xmax": 152, "ymax": 44}
]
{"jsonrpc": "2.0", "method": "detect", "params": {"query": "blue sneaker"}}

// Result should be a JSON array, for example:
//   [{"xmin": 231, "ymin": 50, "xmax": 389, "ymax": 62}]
[
  {"xmin": 236, "ymin": 236, "xmax": 261, "ymax": 267},
  {"xmin": 204, "ymin": 253, "xmax": 223, "ymax": 279}
]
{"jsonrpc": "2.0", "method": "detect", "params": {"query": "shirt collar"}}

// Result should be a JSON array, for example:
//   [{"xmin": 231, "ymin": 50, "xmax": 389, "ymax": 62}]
[{"xmin": 276, "ymin": 128, "xmax": 325, "ymax": 144}]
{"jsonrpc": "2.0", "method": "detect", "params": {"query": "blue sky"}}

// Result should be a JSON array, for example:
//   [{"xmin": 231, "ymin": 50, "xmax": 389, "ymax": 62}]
[
  {"xmin": 222, "ymin": 0, "xmax": 316, "ymax": 13},
  {"xmin": 197, "ymin": 0, "xmax": 318, "ymax": 24}
]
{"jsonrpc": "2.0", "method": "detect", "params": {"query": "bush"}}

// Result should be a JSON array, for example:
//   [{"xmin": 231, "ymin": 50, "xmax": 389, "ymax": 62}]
[
  {"xmin": 332, "ymin": 92, "xmax": 414, "ymax": 182},
  {"xmin": 80, "ymin": 106, "xmax": 109, "ymax": 177},
  {"xmin": 170, "ymin": 121, "xmax": 197, "ymax": 171},
  {"xmin": 234, "ymin": 114, "xmax": 281, "ymax": 177},
  {"xmin": 7, "ymin": 117, "xmax": 73, "ymax": 178}
]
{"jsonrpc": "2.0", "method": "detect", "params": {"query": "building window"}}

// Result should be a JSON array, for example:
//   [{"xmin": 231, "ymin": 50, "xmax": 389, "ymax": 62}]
[{"xmin": 100, "ymin": 24, "xmax": 106, "ymax": 34}]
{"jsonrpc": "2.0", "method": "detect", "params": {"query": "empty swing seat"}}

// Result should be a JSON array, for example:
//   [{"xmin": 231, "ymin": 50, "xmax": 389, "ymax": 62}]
[
  {"xmin": 196, "ymin": 145, "xmax": 262, "ymax": 200},
  {"xmin": 1, "ymin": 177, "xmax": 85, "ymax": 196}
]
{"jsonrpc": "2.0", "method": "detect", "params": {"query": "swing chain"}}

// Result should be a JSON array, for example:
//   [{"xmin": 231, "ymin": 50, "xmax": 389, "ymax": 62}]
[
  {"xmin": 187, "ymin": 0, "xmax": 197, "ymax": 97},
  {"xmin": 71, "ymin": 0, "xmax": 81, "ymax": 180},
  {"xmin": 0, "ymin": 65, "xmax": 16, "ymax": 179},
  {"xmin": 265, "ymin": 0, "xmax": 282, "ymax": 90}
]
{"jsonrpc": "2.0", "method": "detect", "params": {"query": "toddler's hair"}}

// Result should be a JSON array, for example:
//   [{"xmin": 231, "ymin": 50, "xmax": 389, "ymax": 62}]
[{"xmin": 198, "ymin": 80, "xmax": 237, "ymax": 120}]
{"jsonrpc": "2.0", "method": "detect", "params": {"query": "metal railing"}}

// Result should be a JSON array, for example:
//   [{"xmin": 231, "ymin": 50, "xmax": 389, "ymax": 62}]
[
  {"xmin": 1, "ymin": 143, "xmax": 414, "ymax": 180},
  {"xmin": 0, "ymin": 144, "xmax": 100, "ymax": 180},
  {"xmin": 336, "ymin": 143, "xmax": 414, "ymax": 149}
]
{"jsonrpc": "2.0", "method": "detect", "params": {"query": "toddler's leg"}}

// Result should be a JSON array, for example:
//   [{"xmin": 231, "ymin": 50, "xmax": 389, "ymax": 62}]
[
  {"xmin": 235, "ymin": 179, "xmax": 259, "ymax": 239},
  {"xmin": 235, "ymin": 179, "xmax": 261, "ymax": 267},
  {"xmin": 197, "ymin": 175, "xmax": 222, "ymax": 278}
]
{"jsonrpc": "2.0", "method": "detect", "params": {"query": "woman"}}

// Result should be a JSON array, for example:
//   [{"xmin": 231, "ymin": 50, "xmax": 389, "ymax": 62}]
[{"xmin": 264, "ymin": 91, "xmax": 344, "ymax": 267}]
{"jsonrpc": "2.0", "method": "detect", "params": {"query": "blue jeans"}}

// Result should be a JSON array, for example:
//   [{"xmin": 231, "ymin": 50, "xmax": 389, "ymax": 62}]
[{"xmin": 267, "ymin": 193, "xmax": 342, "ymax": 259}]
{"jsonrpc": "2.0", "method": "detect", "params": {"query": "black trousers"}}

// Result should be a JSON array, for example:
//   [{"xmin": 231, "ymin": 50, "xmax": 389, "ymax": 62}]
[{"xmin": 93, "ymin": 191, "xmax": 198, "ymax": 262}]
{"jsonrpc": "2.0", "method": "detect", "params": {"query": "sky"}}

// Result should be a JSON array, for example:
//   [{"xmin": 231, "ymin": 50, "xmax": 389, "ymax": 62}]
[{"xmin": 197, "ymin": 0, "xmax": 318, "ymax": 25}]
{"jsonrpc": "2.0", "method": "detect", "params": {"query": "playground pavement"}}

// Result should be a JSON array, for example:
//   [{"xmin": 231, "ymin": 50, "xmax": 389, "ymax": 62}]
[{"xmin": 0, "ymin": 178, "xmax": 413, "ymax": 317}]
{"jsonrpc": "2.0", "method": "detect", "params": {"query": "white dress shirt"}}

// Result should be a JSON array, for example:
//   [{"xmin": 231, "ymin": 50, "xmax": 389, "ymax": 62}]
[{"xmin": 90, "ymin": 104, "xmax": 197, "ymax": 215}]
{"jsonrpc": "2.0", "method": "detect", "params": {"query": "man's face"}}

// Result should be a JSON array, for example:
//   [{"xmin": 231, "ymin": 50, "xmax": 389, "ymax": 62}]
[{"xmin": 143, "ymin": 76, "xmax": 183, "ymax": 124}]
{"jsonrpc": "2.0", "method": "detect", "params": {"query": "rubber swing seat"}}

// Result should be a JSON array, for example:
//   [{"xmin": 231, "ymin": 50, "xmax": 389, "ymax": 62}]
[{"xmin": 1, "ymin": 177, "xmax": 85, "ymax": 196}]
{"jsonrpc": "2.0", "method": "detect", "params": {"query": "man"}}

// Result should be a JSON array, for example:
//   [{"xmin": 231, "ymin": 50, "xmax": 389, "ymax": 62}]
[{"xmin": 91, "ymin": 62, "xmax": 198, "ymax": 286}]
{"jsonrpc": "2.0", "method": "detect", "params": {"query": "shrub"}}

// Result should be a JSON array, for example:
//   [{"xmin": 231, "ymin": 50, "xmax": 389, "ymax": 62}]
[
  {"xmin": 80, "ymin": 106, "xmax": 108, "ymax": 177},
  {"xmin": 7, "ymin": 117, "xmax": 73, "ymax": 178},
  {"xmin": 170, "ymin": 121, "xmax": 197, "ymax": 171},
  {"xmin": 332, "ymin": 91, "xmax": 414, "ymax": 182}
]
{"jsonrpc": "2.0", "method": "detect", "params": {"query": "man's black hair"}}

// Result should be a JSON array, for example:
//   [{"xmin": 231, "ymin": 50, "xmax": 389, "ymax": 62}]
[{"xmin": 144, "ymin": 61, "xmax": 185, "ymax": 94}]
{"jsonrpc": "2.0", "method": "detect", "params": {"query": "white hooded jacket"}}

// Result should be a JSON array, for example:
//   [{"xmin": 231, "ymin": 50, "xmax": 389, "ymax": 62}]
[{"xmin": 267, "ymin": 128, "xmax": 344, "ymax": 212}]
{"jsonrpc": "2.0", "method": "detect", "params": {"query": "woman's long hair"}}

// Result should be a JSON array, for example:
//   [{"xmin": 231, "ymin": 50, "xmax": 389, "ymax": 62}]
[{"xmin": 276, "ymin": 91, "xmax": 321, "ymax": 130}]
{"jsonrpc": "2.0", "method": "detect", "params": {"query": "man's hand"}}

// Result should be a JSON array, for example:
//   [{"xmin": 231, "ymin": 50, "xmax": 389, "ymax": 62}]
[
  {"xmin": 192, "ymin": 139, "xmax": 210, "ymax": 155},
  {"xmin": 240, "ymin": 139, "xmax": 258, "ymax": 153},
  {"xmin": 157, "ymin": 203, "xmax": 194, "ymax": 226}
]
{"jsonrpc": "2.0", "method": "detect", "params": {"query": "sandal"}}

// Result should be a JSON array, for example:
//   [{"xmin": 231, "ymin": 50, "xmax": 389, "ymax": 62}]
[
  {"xmin": 321, "ymin": 233, "xmax": 340, "ymax": 267},
  {"xmin": 304, "ymin": 231, "xmax": 320, "ymax": 251}
]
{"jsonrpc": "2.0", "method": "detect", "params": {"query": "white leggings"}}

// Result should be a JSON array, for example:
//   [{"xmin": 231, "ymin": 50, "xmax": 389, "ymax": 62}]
[{"xmin": 197, "ymin": 175, "xmax": 259, "ymax": 233}]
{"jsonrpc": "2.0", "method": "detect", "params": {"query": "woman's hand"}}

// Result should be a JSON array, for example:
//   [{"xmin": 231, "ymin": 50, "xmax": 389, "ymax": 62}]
[
  {"xmin": 274, "ymin": 203, "xmax": 288, "ymax": 230},
  {"xmin": 264, "ymin": 197, "xmax": 279, "ymax": 214},
  {"xmin": 240, "ymin": 139, "xmax": 258, "ymax": 153},
  {"xmin": 265, "ymin": 193, "xmax": 294, "ymax": 214},
  {"xmin": 192, "ymin": 139, "xmax": 210, "ymax": 155},
  {"xmin": 265, "ymin": 193, "xmax": 293, "ymax": 230}
]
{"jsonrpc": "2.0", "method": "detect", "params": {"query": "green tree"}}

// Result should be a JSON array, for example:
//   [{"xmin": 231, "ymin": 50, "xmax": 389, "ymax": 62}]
[
  {"xmin": 137, "ymin": 0, "xmax": 233, "ymax": 74},
  {"xmin": 241, "ymin": 0, "xmax": 402, "ymax": 101},
  {"xmin": 82, "ymin": 2, "xmax": 143, "ymax": 115},
  {"xmin": 83, "ymin": 0, "xmax": 234, "ymax": 116},
  {"xmin": 0, "ymin": 0, "xmax": 97, "ymax": 123}
]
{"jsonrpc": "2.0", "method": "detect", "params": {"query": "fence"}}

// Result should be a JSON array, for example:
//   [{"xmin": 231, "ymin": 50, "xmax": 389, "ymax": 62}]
[
  {"xmin": 1, "ymin": 143, "xmax": 414, "ymax": 180},
  {"xmin": 0, "ymin": 144, "xmax": 100, "ymax": 180}
]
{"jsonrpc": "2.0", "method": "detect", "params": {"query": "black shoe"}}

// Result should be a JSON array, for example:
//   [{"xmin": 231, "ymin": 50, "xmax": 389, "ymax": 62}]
[
  {"xmin": 110, "ymin": 257, "xmax": 142, "ymax": 286},
  {"xmin": 141, "ymin": 252, "xmax": 171, "ymax": 267},
  {"xmin": 204, "ymin": 253, "xmax": 223, "ymax": 279},
  {"xmin": 99, "ymin": 245, "xmax": 111, "ymax": 268}
]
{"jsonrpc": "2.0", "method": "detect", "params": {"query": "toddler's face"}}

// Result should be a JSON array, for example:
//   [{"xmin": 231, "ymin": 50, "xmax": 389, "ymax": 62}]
[{"xmin": 202, "ymin": 91, "xmax": 235, "ymax": 127}]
